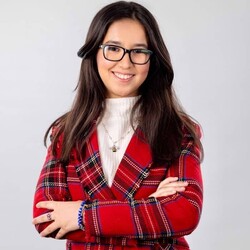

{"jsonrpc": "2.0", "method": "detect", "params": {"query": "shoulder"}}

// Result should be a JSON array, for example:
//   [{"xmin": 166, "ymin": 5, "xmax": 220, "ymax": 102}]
[
  {"xmin": 181, "ymin": 122, "xmax": 203, "ymax": 162},
  {"xmin": 46, "ymin": 125, "xmax": 65, "ymax": 158}
]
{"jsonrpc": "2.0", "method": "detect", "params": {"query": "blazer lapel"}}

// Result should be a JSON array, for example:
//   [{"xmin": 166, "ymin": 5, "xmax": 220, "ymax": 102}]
[
  {"xmin": 111, "ymin": 128, "xmax": 153, "ymax": 200},
  {"xmin": 75, "ymin": 128, "xmax": 153, "ymax": 201},
  {"xmin": 75, "ymin": 129, "xmax": 115, "ymax": 200}
]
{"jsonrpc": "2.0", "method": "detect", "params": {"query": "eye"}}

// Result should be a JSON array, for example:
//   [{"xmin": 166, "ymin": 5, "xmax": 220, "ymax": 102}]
[
  {"xmin": 132, "ymin": 49, "xmax": 149, "ymax": 55},
  {"xmin": 106, "ymin": 45, "xmax": 120, "ymax": 52}
]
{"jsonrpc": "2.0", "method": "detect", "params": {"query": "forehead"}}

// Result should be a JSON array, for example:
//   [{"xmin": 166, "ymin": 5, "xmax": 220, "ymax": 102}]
[{"xmin": 103, "ymin": 18, "xmax": 148, "ymax": 45}]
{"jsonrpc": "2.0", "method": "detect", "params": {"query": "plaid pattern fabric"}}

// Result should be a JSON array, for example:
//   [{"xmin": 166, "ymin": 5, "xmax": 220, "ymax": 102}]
[{"xmin": 33, "ymin": 127, "xmax": 203, "ymax": 249}]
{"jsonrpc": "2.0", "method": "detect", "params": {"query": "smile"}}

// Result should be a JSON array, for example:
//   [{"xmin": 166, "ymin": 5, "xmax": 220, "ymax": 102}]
[{"xmin": 113, "ymin": 72, "xmax": 134, "ymax": 80}]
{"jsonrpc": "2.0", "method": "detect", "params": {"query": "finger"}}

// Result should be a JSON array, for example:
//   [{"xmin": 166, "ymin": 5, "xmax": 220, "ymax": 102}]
[
  {"xmin": 158, "ymin": 177, "xmax": 178, "ymax": 188},
  {"xmin": 150, "ymin": 185, "xmax": 187, "ymax": 198},
  {"xmin": 55, "ymin": 228, "xmax": 67, "ymax": 239},
  {"xmin": 149, "ymin": 189, "xmax": 176, "ymax": 198},
  {"xmin": 33, "ymin": 212, "xmax": 54, "ymax": 225},
  {"xmin": 40, "ymin": 222, "xmax": 58, "ymax": 237},
  {"xmin": 46, "ymin": 212, "xmax": 53, "ymax": 221},
  {"xmin": 36, "ymin": 201, "xmax": 55, "ymax": 210},
  {"xmin": 158, "ymin": 185, "xmax": 187, "ymax": 194},
  {"xmin": 33, "ymin": 214, "xmax": 45, "ymax": 225},
  {"xmin": 153, "ymin": 187, "xmax": 184, "ymax": 197},
  {"xmin": 159, "ymin": 181, "xmax": 188, "ymax": 188}
]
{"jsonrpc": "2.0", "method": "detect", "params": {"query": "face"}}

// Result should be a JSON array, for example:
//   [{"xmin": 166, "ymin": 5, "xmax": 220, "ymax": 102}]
[{"xmin": 96, "ymin": 18, "xmax": 150, "ymax": 98}]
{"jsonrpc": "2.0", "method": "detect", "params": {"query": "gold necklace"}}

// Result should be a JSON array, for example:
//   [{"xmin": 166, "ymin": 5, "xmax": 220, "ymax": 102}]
[{"xmin": 102, "ymin": 123, "xmax": 132, "ymax": 152}]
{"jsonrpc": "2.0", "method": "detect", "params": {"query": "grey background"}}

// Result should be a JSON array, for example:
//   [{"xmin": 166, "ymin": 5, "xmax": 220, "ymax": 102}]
[{"xmin": 0, "ymin": 0, "xmax": 249, "ymax": 249}]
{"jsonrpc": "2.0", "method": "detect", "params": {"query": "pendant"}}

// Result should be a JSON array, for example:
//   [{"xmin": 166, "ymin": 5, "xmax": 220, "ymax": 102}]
[{"xmin": 111, "ymin": 145, "xmax": 117, "ymax": 152}]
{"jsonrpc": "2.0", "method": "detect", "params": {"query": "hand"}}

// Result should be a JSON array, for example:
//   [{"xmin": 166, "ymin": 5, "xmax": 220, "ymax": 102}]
[
  {"xmin": 32, "ymin": 200, "xmax": 82, "ymax": 239},
  {"xmin": 149, "ymin": 177, "xmax": 188, "ymax": 198}
]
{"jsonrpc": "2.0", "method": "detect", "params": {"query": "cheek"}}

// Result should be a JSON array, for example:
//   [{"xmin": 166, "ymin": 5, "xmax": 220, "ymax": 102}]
[
  {"xmin": 139, "ymin": 64, "xmax": 150, "ymax": 79},
  {"xmin": 96, "ymin": 52, "xmax": 114, "ymax": 76}
]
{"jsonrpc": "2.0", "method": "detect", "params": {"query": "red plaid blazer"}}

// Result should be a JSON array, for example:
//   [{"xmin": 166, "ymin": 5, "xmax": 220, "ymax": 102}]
[{"xmin": 33, "ymin": 127, "xmax": 203, "ymax": 250}]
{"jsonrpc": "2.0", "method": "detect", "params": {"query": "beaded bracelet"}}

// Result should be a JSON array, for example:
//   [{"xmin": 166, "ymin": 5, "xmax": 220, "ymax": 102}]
[{"xmin": 78, "ymin": 200, "xmax": 86, "ymax": 230}]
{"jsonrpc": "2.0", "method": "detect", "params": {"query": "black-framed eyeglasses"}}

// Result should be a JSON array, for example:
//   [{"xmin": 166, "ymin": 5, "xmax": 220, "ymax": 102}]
[{"xmin": 99, "ymin": 44, "xmax": 153, "ymax": 65}]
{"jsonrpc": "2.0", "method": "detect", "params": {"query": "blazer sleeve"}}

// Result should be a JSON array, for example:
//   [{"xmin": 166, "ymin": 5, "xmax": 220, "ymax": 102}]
[
  {"xmin": 83, "ymin": 130, "xmax": 203, "ymax": 240},
  {"xmin": 33, "ymin": 130, "xmax": 72, "ymax": 237}
]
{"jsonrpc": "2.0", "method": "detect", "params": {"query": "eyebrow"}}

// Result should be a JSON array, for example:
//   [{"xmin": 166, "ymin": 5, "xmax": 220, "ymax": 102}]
[{"xmin": 104, "ymin": 40, "xmax": 148, "ymax": 48}]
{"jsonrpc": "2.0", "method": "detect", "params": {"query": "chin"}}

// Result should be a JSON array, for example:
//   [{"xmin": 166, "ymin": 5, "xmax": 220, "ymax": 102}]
[{"xmin": 109, "ymin": 93, "xmax": 137, "ymax": 98}]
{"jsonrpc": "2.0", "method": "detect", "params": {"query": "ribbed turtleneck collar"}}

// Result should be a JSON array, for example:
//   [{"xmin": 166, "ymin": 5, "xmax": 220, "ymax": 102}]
[{"xmin": 102, "ymin": 96, "xmax": 140, "ymax": 119}]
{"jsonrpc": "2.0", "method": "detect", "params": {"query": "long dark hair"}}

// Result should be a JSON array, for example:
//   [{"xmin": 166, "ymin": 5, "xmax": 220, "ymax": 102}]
[{"xmin": 45, "ymin": 1, "xmax": 203, "ymax": 164}]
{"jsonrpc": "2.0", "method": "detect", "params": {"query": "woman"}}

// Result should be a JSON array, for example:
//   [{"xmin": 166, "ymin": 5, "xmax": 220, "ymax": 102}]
[{"xmin": 33, "ymin": 1, "xmax": 203, "ymax": 249}]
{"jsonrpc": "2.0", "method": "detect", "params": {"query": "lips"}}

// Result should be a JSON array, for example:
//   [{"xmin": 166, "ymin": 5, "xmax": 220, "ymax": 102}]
[{"xmin": 113, "ymin": 72, "xmax": 134, "ymax": 80}]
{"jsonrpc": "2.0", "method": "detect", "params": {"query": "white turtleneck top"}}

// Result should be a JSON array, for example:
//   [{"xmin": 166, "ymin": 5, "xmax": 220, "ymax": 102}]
[{"xmin": 97, "ymin": 96, "xmax": 139, "ymax": 187}]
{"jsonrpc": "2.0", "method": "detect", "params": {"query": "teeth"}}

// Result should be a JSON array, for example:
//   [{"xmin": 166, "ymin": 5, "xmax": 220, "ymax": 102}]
[{"xmin": 114, "ymin": 72, "xmax": 133, "ymax": 80}]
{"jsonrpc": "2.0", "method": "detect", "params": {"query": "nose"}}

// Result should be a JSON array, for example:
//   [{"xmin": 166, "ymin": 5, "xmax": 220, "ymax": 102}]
[{"xmin": 119, "ymin": 51, "xmax": 132, "ymax": 68}]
